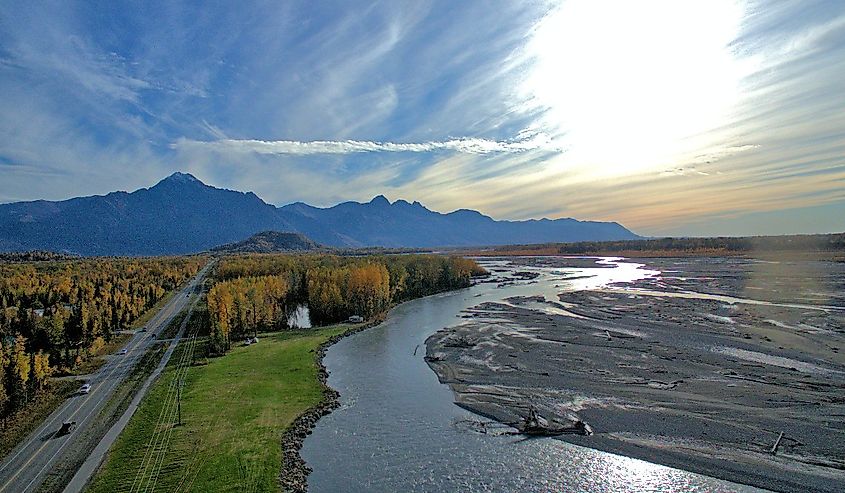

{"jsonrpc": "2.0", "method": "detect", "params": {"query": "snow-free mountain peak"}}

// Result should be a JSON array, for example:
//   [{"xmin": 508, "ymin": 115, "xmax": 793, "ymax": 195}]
[
  {"xmin": 369, "ymin": 195, "xmax": 390, "ymax": 206},
  {"xmin": 157, "ymin": 171, "xmax": 202, "ymax": 185},
  {"xmin": 0, "ymin": 173, "xmax": 640, "ymax": 255}
]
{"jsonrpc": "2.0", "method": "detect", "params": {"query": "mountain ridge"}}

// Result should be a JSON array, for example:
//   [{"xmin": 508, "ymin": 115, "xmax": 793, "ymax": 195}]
[
  {"xmin": 211, "ymin": 231, "xmax": 322, "ymax": 253},
  {"xmin": 0, "ymin": 172, "xmax": 640, "ymax": 255}
]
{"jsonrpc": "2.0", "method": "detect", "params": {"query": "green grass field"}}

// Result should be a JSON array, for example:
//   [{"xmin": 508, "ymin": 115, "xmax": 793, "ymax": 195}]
[{"xmin": 88, "ymin": 324, "xmax": 356, "ymax": 493}]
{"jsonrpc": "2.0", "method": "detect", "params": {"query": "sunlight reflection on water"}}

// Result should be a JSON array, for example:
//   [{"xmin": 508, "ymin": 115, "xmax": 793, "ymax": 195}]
[{"xmin": 301, "ymin": 257, "xmax": 768, "ymax": 493}]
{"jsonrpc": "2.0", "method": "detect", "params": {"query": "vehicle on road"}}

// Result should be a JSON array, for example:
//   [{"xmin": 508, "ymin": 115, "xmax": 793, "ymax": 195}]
[
  {"xmin": 0, "ymin": 266, "xmax": 211, "ymax": 493},
  {"xmin": 150, "ymin": 332, "xmax": 157, "ymax": 339},
  {"xmin": 118, "ymin": 348, "xmax": 128, "ymax": 355},
  {"xmin": 57, "ymin": 421, "xmax": 76, "ymax": 436}
]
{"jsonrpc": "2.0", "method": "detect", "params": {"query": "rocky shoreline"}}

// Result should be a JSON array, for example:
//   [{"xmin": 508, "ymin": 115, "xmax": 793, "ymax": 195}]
[{"xmin": 278, "ymin": 318, "xmax": 384, "ymax": 493}]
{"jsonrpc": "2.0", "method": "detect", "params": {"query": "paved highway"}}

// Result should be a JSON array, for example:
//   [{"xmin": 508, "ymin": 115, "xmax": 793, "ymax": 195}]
[{"xmin": 0, "ymin": 262, "xmax": 211, "ymax": 493}]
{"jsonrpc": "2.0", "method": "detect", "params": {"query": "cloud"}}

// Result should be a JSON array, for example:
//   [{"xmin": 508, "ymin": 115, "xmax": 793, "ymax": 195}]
[
  {"xmin": 3, "ymin": 1, "xmax": 845, "ymax": 236},
  {"xmin": 172, "ymin": 134, "xmax": 564, "ymax": 156},
  {"xmin": 659, "ymin": 167, "xmax": 710, "ymax": 177}
]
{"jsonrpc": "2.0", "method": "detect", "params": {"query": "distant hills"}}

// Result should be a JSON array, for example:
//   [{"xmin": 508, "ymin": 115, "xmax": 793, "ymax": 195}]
[
  {"xmin": 211, "ymin": 231, "xmax": 322, "ymax": 254},
  {"xmin": 0, "ymin": 172, "xmax": 639, "ymax": 256}
]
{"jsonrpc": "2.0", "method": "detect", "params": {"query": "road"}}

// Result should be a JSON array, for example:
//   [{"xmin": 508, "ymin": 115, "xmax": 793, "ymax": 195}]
[
  {"xmin": 63, "ymin": 277, "xmax": 205, "ymax": 493},
  {"xmin": 0, "ymin": 262, "xmax": 211, "ymax": 493}
]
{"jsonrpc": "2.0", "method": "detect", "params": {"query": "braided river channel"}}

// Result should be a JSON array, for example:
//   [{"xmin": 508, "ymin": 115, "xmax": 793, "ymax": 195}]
[{"xmin": 301, "ymin": 257, "xmax": 774, "ymax": 492}]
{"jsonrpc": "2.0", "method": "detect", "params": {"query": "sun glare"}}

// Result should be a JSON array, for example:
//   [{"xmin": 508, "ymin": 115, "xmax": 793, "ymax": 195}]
[{"xmin": 523, "ymin": 0, "xmax": 749, "ymax": 177}]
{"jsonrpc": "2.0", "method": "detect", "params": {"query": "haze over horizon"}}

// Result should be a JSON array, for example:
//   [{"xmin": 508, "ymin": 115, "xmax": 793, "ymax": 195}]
[{"xmin": 2, "ymin": 1, "xmax": 844, "ymax": 237}]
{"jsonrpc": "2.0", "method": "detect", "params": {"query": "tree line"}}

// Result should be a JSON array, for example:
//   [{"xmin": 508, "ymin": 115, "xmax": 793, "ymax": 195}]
[
  {"xmin": 205, "ymin": 254, "xmax": 486, "ymax": 353},
  {"xmin": 0, "ymin": 256, "xmax": 205, "ymax": 424},
  {"xmin": 479, "ymin": 233, "xmax": 845, "ymax": 256},
  {"xmin": 206, "ymin": 275, "xmax": 290, "ymax": 352},
  {"xmin": 555, "ymin": 234, "xmax": 845, "ymax": 254}
]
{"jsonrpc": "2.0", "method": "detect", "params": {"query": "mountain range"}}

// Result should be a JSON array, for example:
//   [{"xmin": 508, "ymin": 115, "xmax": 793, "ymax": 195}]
[{"xmin": 0, "ymin": 172, "xmax": 639, "ymax": 256}]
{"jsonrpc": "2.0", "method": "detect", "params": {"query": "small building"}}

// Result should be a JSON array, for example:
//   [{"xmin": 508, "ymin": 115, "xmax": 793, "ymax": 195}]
[
  {"xmin": 348, "ymin": 315, "xmax": 364, "ymax": 323},
  {"xmin": 33, "ymin": 308, "xmax": 45, "ymax": 317}
]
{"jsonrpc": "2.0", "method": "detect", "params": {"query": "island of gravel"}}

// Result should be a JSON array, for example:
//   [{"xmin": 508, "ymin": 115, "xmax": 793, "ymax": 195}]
[{"xmin": 426, "ymin": 256, "xmax": 845, "ymax": 493}]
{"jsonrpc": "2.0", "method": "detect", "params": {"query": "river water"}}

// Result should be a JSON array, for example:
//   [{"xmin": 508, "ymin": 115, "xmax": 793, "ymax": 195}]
[{"xmin": 300, "ymin": 258, "xmax": 767, "ymax": 492}]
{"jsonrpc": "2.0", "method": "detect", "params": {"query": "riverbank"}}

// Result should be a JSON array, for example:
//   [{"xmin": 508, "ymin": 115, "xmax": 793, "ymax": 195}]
[
  {"xmin": 87, "ymin": 324, "xmax": 360, "ymax": 493},
  {"xmin": 425, "ymin": 256, "xmax": 845, "ymax": 493},
  {"xmin": 279, "ymin": 316, "xmax": 383, "ymax": 493}
]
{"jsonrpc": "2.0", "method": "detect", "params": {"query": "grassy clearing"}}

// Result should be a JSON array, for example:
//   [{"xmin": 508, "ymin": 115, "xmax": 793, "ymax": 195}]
[{"xmin": 88, "ymin": 323, "xmax": 357, "ymax": 493}]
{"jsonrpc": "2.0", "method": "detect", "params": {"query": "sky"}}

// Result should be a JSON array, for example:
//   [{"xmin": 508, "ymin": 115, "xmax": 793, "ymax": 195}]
[{"xmin": 1, "ymin": 0, "xmax": 843, "ymax": 237}]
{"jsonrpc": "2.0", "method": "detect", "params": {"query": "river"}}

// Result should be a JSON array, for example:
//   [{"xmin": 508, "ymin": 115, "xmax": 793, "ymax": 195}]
[{"xmin": 300, "ymin": 257, "xmax": 768, "ymax": 492}]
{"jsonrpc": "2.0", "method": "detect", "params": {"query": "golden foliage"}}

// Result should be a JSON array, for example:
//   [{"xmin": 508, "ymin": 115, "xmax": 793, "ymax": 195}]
[
  {"xmin": 0, "ymin": 256, "xmax": 205, "ymax": 420},
  {"xmin": 205, "ymin": 254, "xmax": 486, "ymax": 350}
]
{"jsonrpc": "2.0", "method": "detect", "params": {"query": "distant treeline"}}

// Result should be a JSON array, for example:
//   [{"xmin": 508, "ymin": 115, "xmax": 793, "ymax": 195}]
[
  {"xmin": 0, "ymin": 257, "xmax": 205, "ymax": 423},
  {"xmin": 0, "ymin": 251, "xmax": 81, "ymax": 263},
  {"xmin": 473, "ymin": 233, "xmax": 845, "ymax": 256},
  {"xmin": 205, "ymin": 254, "xmax": 486, "ymax": 354},
  {"xmin": 333, "ymin": 246, "xmax": 434, "ymax": 256}
]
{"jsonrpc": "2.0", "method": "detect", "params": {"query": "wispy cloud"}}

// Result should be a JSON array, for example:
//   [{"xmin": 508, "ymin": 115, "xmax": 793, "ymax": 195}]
[
  {"xmin": 173, "ymin": 134, "xmax": 563, "ymax": 156},
  {"xmin": 3, "ymin": 1, "xmax": 845, "ymax": 236}
]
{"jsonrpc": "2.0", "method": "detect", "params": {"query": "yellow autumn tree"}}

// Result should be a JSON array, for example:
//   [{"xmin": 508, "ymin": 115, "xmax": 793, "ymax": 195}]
[
  {"xmin": 32, "ymin": 351, "xmax": 51, "ymax": 392},
  {"xmin": 13, "ymin": 335, "xmax": 30, "ymax": 401}
]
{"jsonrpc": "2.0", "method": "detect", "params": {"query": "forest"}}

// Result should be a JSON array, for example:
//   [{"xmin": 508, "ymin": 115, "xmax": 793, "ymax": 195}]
[
  {"xmin": 205, "ymin": 254, "xmax": 486, "ymax": 354},
  {"xmin": 472, "ymin": 233, "xmax": 845, "ymax": 256},
  {"xmin": 0, "ymin": 256, "xmax": 205, "ymax": 425}
]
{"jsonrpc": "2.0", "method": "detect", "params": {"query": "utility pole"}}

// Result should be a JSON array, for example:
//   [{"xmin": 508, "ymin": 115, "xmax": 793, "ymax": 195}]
[{"xmin": 177, "ymin": 378, "xmax": 182, "ymax": 426}]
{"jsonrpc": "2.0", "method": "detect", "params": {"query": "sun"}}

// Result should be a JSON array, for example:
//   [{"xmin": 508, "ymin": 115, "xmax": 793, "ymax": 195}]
[{"xmin": 521, "ymin": 0, "xmax": 750, "ymax": 178}]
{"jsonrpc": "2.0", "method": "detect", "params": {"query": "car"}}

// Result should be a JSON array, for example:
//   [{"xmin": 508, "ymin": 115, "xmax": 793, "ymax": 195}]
[
  {"xmin": 57, "ymin": 421, "xmax": 76, "ymax": 436},
  {"xmin": 118, "ymin": 348, "xmax": 128, "ymax": 355},
  {"xmin": 150, "ymin": 332, "xmax": 156, "ymax": 338},
  {"xmin": 79, "ymin": 383, "xmax": 92, "ymax": 394},
  {"xmin": 139, "ymin": 327, "xmax": 147, "ymax": 332}
]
